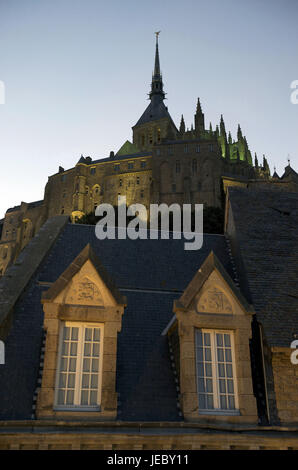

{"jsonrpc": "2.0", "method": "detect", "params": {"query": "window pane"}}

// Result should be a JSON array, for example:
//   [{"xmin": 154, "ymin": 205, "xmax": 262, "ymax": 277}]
[
  {"xmin": 204, "ymin": 348, "xmax": 211, "ymax": 362},
  {"xmin": 60, "ymin": 357, "xmax": 67, "ymax": 371},
  {"xmin": 218, "ymin": 363, "xmax": 225, "ymax": 377},
  {"xmin": 66, "ymin": 390, "xmax": 74, "ymax": 405},
  {"xmin": 216, "ymin": 334, "xmax": 223, "ymax": 346},
  {"xmin": 93, "ymin": 343, "xmax": 100, "ymax": 357},
  {"xmin": 226, "ymin": 364, "xmax": 233, "ymax": 378},
  {"xmin": 203, "ymin": 333, "xmax": 210, "ymax": 346},
  {"xmin": 197, "ymin": 378, "xmax": 205, "ymax": 393},
  {"xmin": 225, "ymin": 349, "xmax": 232, "ymax": 363},
  {"xmin": 219, "ymin": 379, "xmax": 226, "ymax": 393},
  {"xmin": 217, "ymin": 348, "xmax": 224, "ymax": 362},
  {"xmin": 85, "ymin": 328, "xmax": 92, "ymax": 341},
  {"xmin": 90, "ymin": 390, "xmax": 98, "ymax": 406},
  {"xmin": 69, "ymin": 358, "xmax": 76, "ymax": 372},
  {"xmin": 227, "ymin": 379, "xmax": 234, "ymax": 394},
  {"xmin": 81, "ymin": 390, "xmax": 89, "ymax": 406},
  {"xmin": 206, "ymin": 378, "xmax": 213, "ymax": 393},
  {"xmin": 63, "ymin": 327, "xmax": 70, "ymax": 340},
  {"xmin": 59, "ymin": 373, "xmax": 66, "ymax": 388},
  {"xmin": 228, "ymin": 396, "xmax": 235, "ymax": 409},
  {"xmin": 84, "ymin": 342, "xmax": 91, "ymax": 357},
  {"xmin": 206, "ymin": 395, "xmax": 214, "ymax": 409},
  {"xmin": 70, "ymin": 342, "xmax": 77, "ymax": 356},
  {"xmin": 197, "ymin": 363, "xmax": 204, "ymax": 377},
  {"xmin": 93, "ymin": 328, "xmax": 100, "ymax": 342},
  {"xmin": 67, "ymin": 373, "xmax": 75, "ymax": 388},
  {"xmin": 71, "ymin": 328, "xmax": 79, "ymax": 340},
  {"xmin": 58, "ymin": 390, "xmax": 65, "ymax": 405},
  {"xmin": 83, "ymin": 358, "xmax": 90, "ymax": 372},
  {"xmin": 92, "ymin": 359, "xmax": 99, "ymax": 373},
  {"xmin": 220, "ymin": 395, "xmax": 227, "ymax": 409},
  {"xmin": 224, "ymin": 334, "xmax": 231, "ymax": 347},
  {"xmin": 82, "ymin": 373, "xmax": 89, "ymax": 388},
  {"xmin": 62, "ymin": 342, "xmax": 69, "ymax": 356},
  {"xmin": 205, "ymin": 363, "xmax": 212, "ymax": 377},
  {"xmin": 91, "ymin": 374, "xmax": 98, "ymax": 388}
]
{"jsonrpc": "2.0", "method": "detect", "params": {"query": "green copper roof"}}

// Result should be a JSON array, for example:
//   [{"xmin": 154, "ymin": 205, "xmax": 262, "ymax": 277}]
[{"xmin": 116, "ymin": 140, "xmax": 140, "ymax": 156}]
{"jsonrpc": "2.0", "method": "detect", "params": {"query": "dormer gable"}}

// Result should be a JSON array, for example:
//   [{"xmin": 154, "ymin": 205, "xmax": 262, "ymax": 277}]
[
  {"xmin": 176, "ymin": 251, "xmax": 254, "ymax": 316},
  {"xmin": 42, "ymin": 243, "xmax": 126, "ymax": 308}
]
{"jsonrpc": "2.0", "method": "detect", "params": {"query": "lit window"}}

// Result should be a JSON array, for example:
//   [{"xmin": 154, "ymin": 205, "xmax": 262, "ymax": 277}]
[
  {"xmin": 195, "ymin": 330, "xmax": 238, "ymax": 413},
  {"xmin": 55, "ymin": 322, "xmax": 103, "ymax": 410},
  {"xmin": 176, "ymin": 161, "xmax": 180, "ymax": 173}
]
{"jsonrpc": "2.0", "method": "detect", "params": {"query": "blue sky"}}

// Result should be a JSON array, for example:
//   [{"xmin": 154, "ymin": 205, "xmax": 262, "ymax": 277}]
[{"xmin": 0, "ymin": 0, "xmax": 297, "ymax": 218}]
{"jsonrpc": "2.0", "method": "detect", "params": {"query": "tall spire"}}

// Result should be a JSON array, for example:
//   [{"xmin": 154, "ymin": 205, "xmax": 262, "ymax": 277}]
[{"xmin": 149, "ymin": 31, "xmax": 165, "ymax": 100}]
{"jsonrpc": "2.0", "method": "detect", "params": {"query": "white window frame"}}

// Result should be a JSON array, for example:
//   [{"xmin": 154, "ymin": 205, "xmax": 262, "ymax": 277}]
[
  {"xmin": 195, "ymin": 328, "xmax": 240, "ymax": 415},
  {"xmin": 54, "ymin": 321, "xmax": 104, "ymax": 411}
]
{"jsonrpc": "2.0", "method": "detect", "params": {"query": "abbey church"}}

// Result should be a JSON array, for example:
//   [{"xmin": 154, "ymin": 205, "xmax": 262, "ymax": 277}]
[
  {"xmin": 1, "ymin": 35, "xmax": 297, "ymax": 276},
  {"xmin": 0, "ymin": 36, "xmax": 297, "ymax": 451}
]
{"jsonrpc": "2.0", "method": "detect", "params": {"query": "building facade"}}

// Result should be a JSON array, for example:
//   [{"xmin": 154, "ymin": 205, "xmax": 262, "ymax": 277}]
[{"xmin": 2, "ymin": 34, "xmax": 295, "ymax": 277}]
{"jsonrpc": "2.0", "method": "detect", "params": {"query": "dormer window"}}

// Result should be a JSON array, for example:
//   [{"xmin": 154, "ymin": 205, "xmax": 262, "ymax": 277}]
[
  {"xmin": 195, "ymin": 329, "xmax": 238, "ymax": 413},
  {"xmin": 55, "ymin": 322, "xmax": 104, "ymax": 410}
]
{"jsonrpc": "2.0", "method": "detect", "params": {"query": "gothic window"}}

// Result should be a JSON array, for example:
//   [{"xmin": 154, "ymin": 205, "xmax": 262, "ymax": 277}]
[
  {"xmin": 195, "ymin": 329, "xmax": 238, "ymax": 413},
  {"xmin": 141, "ymin": 135, "xmax": 145, "ymax": 147},
  {"xmin": 176, "ymin": 160, "xmax": 180, "ymax": 173},
  {"xmin": 149, "ymin": 130, "xmax": 153, "ymax": 144},
  {"xmin": 157, "ymin": 128, "xmax": 161, "ymax": 142},
  {"xmin": 54, "ymin": 322, "xmax": 104, "ymax": 410}
]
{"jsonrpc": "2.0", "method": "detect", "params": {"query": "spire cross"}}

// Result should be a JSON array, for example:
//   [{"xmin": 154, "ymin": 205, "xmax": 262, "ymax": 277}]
[{"xmin": 287, "ymin": 154, "xmax": 291, "ymax": 165}]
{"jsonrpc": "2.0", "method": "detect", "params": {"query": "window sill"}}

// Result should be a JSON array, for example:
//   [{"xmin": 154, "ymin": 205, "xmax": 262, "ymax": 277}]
[
  {"xmin": 198, "ymin": 409, "xmax": 240, "ymax": 416},
  {"xmin": 53, "ymin": 405, "xmax": 101, "ymax": 412}
]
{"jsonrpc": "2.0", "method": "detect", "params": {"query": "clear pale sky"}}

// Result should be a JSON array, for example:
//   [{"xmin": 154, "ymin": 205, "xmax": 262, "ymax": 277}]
[{"xmin": 0, "ymin": 0, "xmax": 297, "ymax": 219}]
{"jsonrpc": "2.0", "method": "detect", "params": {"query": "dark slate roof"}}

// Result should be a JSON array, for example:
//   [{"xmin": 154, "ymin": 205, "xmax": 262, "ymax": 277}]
[
  {"xmin": 134, "ymin": 97, "xmax": 176, "ymax": 128},
  {"xmin": 228, "ymin": 188, "xmax": 298, "ymax": 347},
  {"xmin": 0, "ymin": 223, "xmax": 235, "ymax": 421}
]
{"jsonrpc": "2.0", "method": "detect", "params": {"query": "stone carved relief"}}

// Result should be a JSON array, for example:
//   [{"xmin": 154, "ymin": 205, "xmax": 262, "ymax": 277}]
[
  {"xmin": 197, "ymin": 287, "xmax": 233, "ymax": 314},
  {"xmin": 65, "ymin": 276, "xmax": 103, "ymax": 306}
]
